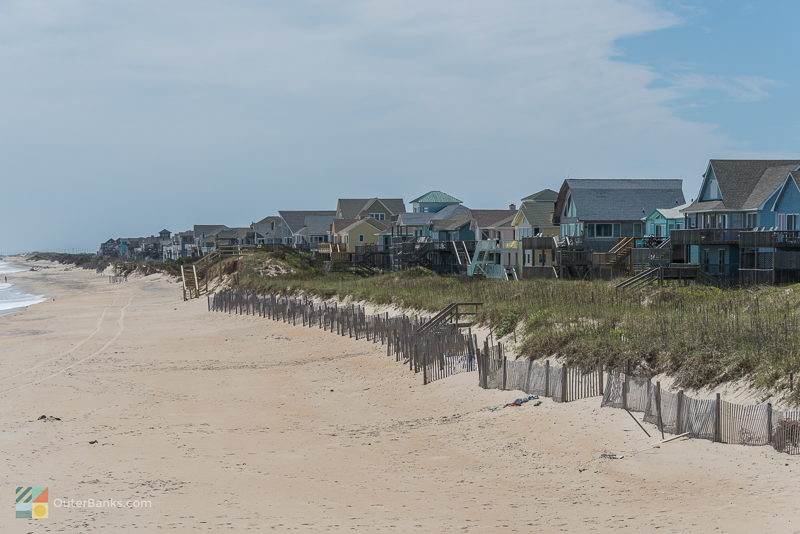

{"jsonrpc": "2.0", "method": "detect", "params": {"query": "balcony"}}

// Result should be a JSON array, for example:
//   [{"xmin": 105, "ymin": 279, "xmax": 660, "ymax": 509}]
[
  {"xmin": 739, "ymin": 230, "xmax": 800, "ymax": 249},
  {"xmin": 521, "ymin": 236, "xmax": 559, "ymax": 250},
  {"xmin": 671, "ymin": 228, "xmax": 741, "ymax": 245}
]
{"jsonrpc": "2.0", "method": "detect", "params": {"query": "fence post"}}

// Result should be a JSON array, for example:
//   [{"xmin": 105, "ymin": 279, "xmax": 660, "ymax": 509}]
[
  {"xmin": 714, "ymin": 393, "xmax": 721, "ymax": 443},
  {"xmin": 502, "ymin": 354, "xmax": 507, "ymax": 391},
  {"xmin": 767, "ymin": 402, "xmax": 773, "ymax": 444},
  {"xmin": 423, "ymin": 343, "xmax": 428, "ymax": 385},
  {"xmin": 655, "ymin": 381, "xmax": 664, "ymax": 439},
  {"xmin": 676, "ymin": 390, "xmax": 685, "ymax": 435},
  {"xmin": 622, "ymin": 375, "xmax": 628, "ymax": 411},
  {"xmin": 561, "ymin": 365, "xmax": 568, "ymax": 402},
  {"xmin": 544, "ymin": 360, "xmax": 550, "ymax": 397},
  {"xmin": 598, "ymin": 363, "xmax": 603, "ymax": 396}
]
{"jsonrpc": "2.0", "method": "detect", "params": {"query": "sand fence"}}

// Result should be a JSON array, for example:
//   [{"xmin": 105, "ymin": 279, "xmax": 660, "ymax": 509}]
[{"xmin": 208, "ymin": 289, "xmax": 800, "ymax": 455}]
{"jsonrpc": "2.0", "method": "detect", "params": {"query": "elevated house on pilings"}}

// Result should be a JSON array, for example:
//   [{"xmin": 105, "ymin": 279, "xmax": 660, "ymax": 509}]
[
  {"xmin": 466, "ymin": 208, "xmax": 519, "ymax": 280},
  {"xmin": 389, "ymin": 194, "xmax": 474, "ymax": 274},
  {"xmin": 552, "ymin": 178, "xmax": 685, "ymax": 279},
  {"xmin": 514, "ymin": 189, "xmax": 560, "ymax": 279},
  {"xmin": 672, "ymin": 160, "xmax": 800, "ymax": 286}
]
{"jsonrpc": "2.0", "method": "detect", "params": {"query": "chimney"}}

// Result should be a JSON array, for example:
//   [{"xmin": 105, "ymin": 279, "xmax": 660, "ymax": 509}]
[{"xmin": 509, "ymin": 203, "xmax": 516, "ymax": 211}]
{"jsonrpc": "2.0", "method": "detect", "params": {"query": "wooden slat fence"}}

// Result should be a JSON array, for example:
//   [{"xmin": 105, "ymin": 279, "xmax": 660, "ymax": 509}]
[
  {"xmin": 208, "ymin": 290, "xmax": 477, "ymax": 385},
  {"xmin": 603, "ymin": 368, "xmax": 800, "ymax": 455},
  {"xmin": 476, "ymin": 351, "xmax": 603, "ymax": 403}
]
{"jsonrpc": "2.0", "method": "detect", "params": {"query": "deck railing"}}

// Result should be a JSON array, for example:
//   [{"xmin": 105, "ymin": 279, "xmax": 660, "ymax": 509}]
[{"xmin": 671, "ymin": 228, "xmax": 742, "ymax": 245}]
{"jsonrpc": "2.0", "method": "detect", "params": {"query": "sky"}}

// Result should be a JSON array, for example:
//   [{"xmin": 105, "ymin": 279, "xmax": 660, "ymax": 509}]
[{"xmin": 0, "ymin": 0, "xmax": 797, "ymax": 253}]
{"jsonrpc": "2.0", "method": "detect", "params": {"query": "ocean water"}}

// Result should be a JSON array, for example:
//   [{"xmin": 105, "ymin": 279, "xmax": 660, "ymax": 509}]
[{"xmin": 0, "ymin": 260, "xmax": 47, "ymax": 314}]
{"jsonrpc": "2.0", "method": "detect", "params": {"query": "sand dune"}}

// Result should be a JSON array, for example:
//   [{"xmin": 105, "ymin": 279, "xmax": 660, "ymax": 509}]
[{"xmin": 0, "ymin": 263, "xmax": 798, "ymax": 533}]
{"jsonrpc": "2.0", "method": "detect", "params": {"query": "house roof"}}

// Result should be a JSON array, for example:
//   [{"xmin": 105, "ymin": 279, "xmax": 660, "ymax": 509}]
[
  {"xmin": 651, "ymin": 202, "xmax": 692, "ymax": 220},
  {"xmin": 554, "ymin": 179, "xmax": 685, "ymax": 222},
  {"xmin": 396, "ymin": 212, "xmax": 436, "ymax": 226},
  {"xmin": 301, "ymin": 215, "xmax": 335, "ymax": 236},
  {"xmin": 215, "ymin": 227, "xmax": 252, "ymax": 239},
  {"xmin": 470, "ymin": 209, "xmax": 517, "ymax": 228},
  {"xmin": 332, "ymin": 218, "xmax": 358, "ymax": 234},
  {"xmin": 159, "ymin": 229, "xmax": 171, "ymax": 234},
  {"xmin": 521, "ymin": 189, "xmax": 558, "ymax": 202},
  {"xmin": 336, "ymin": 198, "xmax": 406, "ymax": 219},
  {"xmin": 193, "ymin": 225, "xmax": 229, "ymax": 237},
  {"xmin": 431, "ymin": 204, "xmax": 470, "ymax": 219},
  {"xmin": 338, "ymin": 218, "xmax": 388, "ymax": 234},
  {"xmin": 516, "ymin": 200, "xmax": 556, "ymax": 228},
  {"xmin": 254, "ymin": 215, "xmax": 282, "ymax": 225},
  {"xmin": 409, "ymin": 191, "xmax": 462, "ymax": 204},
  {"xmin": 278, "ymin": 211, "xmax": 336, "ymax": 233},
  {"xmin": 431, "ymin": 212, "xmax": 472, "ymax": 232},
  {"xmin": 684, "ymin": 160, "xmax": 800, "ymax": 212}
]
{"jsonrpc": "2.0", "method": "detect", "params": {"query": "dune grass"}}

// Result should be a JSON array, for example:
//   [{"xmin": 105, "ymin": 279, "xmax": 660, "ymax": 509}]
[{"xmin": 229, "ymin": 251, "xmax": 800, "ymax": 401}]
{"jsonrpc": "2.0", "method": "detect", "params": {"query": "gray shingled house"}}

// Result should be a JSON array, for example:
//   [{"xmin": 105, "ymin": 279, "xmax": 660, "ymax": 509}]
[{"xmin": 553, "ymin": 179, "xmax": 685, "ymax": 252}]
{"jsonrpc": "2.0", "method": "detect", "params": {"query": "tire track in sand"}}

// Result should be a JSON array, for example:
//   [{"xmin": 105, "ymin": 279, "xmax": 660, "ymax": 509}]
[
  {"xmin": 0, "ymin": 296, "xmax": 118, "ymax": 383},
  {"xmin": 0, "ymin": 296, "xmax": 133, "ymax": 394}
]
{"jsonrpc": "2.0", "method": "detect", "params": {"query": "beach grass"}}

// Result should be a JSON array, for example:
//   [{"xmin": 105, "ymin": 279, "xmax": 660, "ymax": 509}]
[{"xmin": 230, "ymin": 251, "xmax": 800, "ymax": 401}]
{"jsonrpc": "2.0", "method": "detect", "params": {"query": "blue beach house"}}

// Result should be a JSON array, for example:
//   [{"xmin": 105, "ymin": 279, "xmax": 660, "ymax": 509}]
[{"xmin": 674, "ymin": 160, "xmax": 800, "ymax": 281}]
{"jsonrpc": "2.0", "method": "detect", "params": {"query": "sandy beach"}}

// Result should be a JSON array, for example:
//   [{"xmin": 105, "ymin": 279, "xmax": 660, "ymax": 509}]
[{"xmin": 0, "ymin": 262, "xmax": 798, "ymax": 533}]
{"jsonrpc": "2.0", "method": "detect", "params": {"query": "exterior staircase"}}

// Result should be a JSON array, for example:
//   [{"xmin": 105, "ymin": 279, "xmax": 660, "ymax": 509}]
[
  {"xmin": 181, "ymin": 244, "xmax": 261, "ymax": 300},
  {"xmin": 615, "ymin": 264, "xmax": 722, "ymax": 291},
  {"xmin": 180, "ymin": 264, "xmax": 202, "ymax": 300},
  {"xmin": 607, "ymin": 236, "xmax": 635, "ymax": 268},
  {"xmin": 417, "ymin": 302, "xmax": 482, "ymax": 334},
  {"xmin": 451, "ymin": 241, "xmax": 471, "ymax": 265},
  {"xmin": 503, "ymin": 265, "xmax": 519, "ymax": 280}
]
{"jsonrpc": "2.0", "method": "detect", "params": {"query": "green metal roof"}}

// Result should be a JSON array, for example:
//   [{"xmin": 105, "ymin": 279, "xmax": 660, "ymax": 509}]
[{"xmin": 410, "ymin": 191, "xmax": 462, "ymax": 204}]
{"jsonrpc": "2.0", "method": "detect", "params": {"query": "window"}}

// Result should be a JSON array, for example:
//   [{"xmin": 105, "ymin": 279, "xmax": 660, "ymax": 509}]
[
  {"xmin": 368, "ymin": 213, "xmax": 386, "ymax": 221},
  {"xmin": 595, "ymin": 224, "xmax": 613, "ymax": 237},
  {"xmin": 524, "ymin": 250, "xmax": 533, "ymax": 266},
  {"xmin": 270, "ymin": 222, "xmax": 275, "ymax": 230},
  {"xmin": 358, "ymin": 234, "xmax": 365, "ymax": 242},
  {"xmin": 788, "ymin": 215, "xmax": 800, "ymax": 231},
  {"xmin": 746, "ymin": 213, "xmax": 757, "ymax": 229}
]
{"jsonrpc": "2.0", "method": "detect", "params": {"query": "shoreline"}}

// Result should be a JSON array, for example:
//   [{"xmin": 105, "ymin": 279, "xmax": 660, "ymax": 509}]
[{"xmin": 0, "ymin": 264, "xmax": 798, "ymax": 532}]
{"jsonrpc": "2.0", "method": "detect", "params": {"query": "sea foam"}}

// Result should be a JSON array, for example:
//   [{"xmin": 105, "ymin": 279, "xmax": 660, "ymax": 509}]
[{"xmin": 0, "ymin": 261, "xmax": 47, "ymax": 314}]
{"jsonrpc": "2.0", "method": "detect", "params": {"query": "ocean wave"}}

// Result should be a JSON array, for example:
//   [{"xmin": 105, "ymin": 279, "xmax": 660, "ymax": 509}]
[
  {"xmin": 0, "ymin": 260, "xmax": 26, "ymax": 274},
  {"xmin": 0, "ymin": 282, "xmax": 47, "ymax": 314}
]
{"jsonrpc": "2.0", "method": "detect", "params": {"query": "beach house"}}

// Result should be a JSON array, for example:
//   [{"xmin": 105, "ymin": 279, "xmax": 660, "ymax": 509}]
[
  {"xmin": 673, "ymin": 159, "xmax": 800, "ymax": 283},
  {"xmin": 334, "ymin": 198, "xmax": 406, "ymax": 222},
  {"xmin": 277, "ymin": 211, "xmax": 336, "ymax": 247}
]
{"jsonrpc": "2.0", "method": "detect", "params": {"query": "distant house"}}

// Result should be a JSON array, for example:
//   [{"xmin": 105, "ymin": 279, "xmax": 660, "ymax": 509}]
[
  {"xmin": 469, "ymin": 208, "xmax": 518, "ymax": 272},
  {"xmin": 395, "ymin": 204, "xmax": 470, "ymax": 239},
  {"xmin": 251, "ymin": 216, "xmax": 290, "ymax": 245},
  {"xmin": 513, "ymin": 189, "xmax": 559, "ymax": 240},
  {"xmin": 278, "ymin": 211, "xmax": 336, "ymax": 246},
  {"xmin": 215, "ymin": 227, "xmax": 254, "ymax": 247},
  {"xmin": 409, "ymin": 191, "xmax": 462, "ymax": 213},
  {"xmin": 674, "ymin": 159, "xmax": 800, "ymax": 281},
  {"xmin": 642, "ymin": 203, "xmax": 689, "ymax": 238},
  {"xmin": 335, "ymin": 198, "xmax": 406, "ymax": 222},
  {"xmin": 99, "ymin": 239, "xmax": 119, "ymax": 257},
  {"xmin": 332, "ymin": 218, "xmax": 388, "ymax": 253},
  {"xmin": 553, "ymin": 179, "xmax": 685, "ymax": 253},
  {"xmin": 514, "ymin": 189, "xmax": 560, "ymax": 277},
  {"xmin": 193, "ymin": 225, "xmax": 229, "ymax": 255}
]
